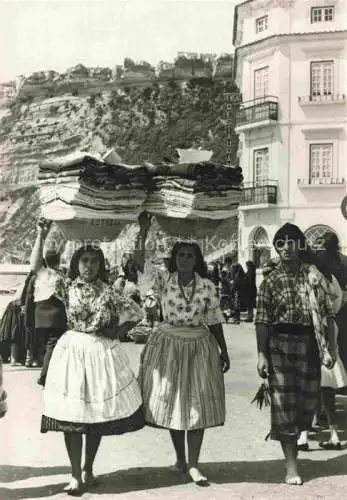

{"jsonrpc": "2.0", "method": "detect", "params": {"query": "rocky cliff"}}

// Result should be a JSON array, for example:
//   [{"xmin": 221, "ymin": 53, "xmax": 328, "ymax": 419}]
[{"xmin": 0, "ymin": 55, "xmax": 239, "ymax": 264}]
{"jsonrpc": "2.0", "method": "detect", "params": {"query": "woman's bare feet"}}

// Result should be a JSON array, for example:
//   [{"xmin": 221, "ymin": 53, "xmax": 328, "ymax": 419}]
[
  {"xmin": 64, "ymin": 477, "xmax": 83, "ymax": 496},
  {"xmin": 188, "ymin": 467, "xmax": 209, "ymax": 486},
  {"xmin": 285, "ymin": 464, "xmax": 302, "ymax": 486},
  {"xmin": 285, "ymin": 475, "xmax": 303, "ymax": 485},
  {"xmin": 81, "ymin": 470, "xmax": 100, "ymax": 487}
]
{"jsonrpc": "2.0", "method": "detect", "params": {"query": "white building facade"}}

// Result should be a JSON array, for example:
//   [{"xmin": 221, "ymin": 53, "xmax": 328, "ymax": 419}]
[{"xmin": 233, "ymin": 0, "xmax": 347, "ymax": 268}]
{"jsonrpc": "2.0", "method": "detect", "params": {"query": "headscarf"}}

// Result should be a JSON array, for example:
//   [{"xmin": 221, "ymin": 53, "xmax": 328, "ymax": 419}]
[{"xmin": 273, "ymin": 222, "xmax": 307, "ymax": 249}]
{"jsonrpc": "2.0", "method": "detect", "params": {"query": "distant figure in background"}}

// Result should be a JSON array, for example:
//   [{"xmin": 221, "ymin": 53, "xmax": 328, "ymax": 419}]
[
  {"xmin": 143, "ymin": 290, "xmax": 160, "ymax": 328},
  {"xmin": 0, "ymin": 290, "xmax": 25, "ymax": 366},
  {"xmin": 0, "ymin": 272, "xmax": 33, "ymax": 366},
  {"xmin": 0, "ymin": 354, "xmax": 7, "ymax": 418},
  {"xmin": 25, "ymin": 245, "xmax": 67, "ymax": 386},
  {"xmin": 121, "ymin": 252, "xmax": 139, "ymax": 285},
  {"xmin": 297, "ymin": 242, "xmax": 347, "ymax": 451},
  {"xmin": 219, "ymin": 267, "xmax": 233, "ymax": 322},
  {"xmin": 224, "ymin": 256, "xmax": 234, "ymax": 278},
  {"xmin": 319, "ymin": 232, "xmax": 347, "ymax": 372},
  {"xmin": 208, "ymin": 263, "xmax": 221, "ymax": 296},
  {"xmin": 244, "ymin": 261, "xmax": 257, "ymax": 322},
  {"xmin": 229, "ymin": 264, "xmax": 246, "ymax": 325}
]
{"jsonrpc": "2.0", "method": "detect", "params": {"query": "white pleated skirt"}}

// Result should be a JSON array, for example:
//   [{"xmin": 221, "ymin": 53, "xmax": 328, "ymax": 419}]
[{"xmin": 43, "ymin": 330, "xmax": 142, "ymax": 424}]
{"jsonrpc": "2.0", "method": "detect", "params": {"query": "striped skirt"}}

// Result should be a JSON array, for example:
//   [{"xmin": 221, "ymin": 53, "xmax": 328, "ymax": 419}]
[
  {"xmin": 138, "ymin": 323, "xmax": 225, "ymax": 431},
  {"xmin": 41, "ymin": 330, "xmax": 144, "ymax": 435},
  {"xmin": 268, "ymin": 332, "xmax": 320, "ymax": 441}
]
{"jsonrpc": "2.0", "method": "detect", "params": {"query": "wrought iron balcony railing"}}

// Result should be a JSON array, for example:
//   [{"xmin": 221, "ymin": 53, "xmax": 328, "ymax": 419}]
[
  {"xmin": 236, "ymin": 96, "xmax": 279, "ymax": 127},
  {"xmin": 241, "ymin": 181, "xmax": 278, "ymax": 206},
  {"xmin": 297, "ymin": 177, "xmax": 345, "ymax": 186},
  {"xmin": 298, "ymin": 94, "xmax": 346, "ymax": 105}
]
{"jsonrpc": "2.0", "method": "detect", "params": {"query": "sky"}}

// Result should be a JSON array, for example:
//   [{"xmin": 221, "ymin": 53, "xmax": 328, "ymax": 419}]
[{"xmin": 1, "ymin": 0, "xmax": 239, "ymax": 82}]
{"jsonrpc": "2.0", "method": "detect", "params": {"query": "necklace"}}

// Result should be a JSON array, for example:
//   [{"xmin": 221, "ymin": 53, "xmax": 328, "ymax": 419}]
[{"xmin": 178, "ymin": 274, "xmax": 196, "ymax": 313}]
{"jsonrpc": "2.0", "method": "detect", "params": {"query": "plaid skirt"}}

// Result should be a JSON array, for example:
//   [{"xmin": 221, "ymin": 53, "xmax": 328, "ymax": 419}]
[{"xmin": 268, "ymin": 332, "xmax": 320, "ymax": 441}]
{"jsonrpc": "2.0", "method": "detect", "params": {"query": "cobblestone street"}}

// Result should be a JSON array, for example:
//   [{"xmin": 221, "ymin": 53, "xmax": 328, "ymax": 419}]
[{"xmin": 1, "ymin": 323, "xmax": 346, "ymax": 500}]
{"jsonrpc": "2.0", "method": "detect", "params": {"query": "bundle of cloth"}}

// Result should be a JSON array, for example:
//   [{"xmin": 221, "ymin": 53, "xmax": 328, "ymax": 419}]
[
  {"xmin": 144, "ymin": 161, "xmax": 243, "ymax": 219},
  {"xmin": 38, "ymin": 151, "xmax": 151, "ymax": 240},
  {"xmin": 143, "ymin": 161, "xmax": 243, "ymax": 237}
]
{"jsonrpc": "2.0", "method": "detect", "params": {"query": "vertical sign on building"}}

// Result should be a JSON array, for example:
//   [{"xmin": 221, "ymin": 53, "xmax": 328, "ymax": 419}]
[{"xmin": 224, "ymin": 92, "xmax": 241, "ymax": 165}]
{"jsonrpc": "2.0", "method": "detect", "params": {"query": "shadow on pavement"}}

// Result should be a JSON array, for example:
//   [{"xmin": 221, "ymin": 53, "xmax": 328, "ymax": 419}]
[
  {"xmin": 1, "ymin": 454, "xmax": 346, "ymax": 498},
  {"xmin": 0, "ymin": 465, "xmax": 70, "ymax": 483}
]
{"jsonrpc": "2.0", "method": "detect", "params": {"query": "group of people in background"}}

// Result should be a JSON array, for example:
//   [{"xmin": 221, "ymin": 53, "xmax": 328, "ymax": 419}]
[
  {"xmin": 208, "ymin": 259, "xmax": 257, "ymax": 324},
  {"xmin": 0, "ymin": 215, "xmax": 346, "ymax": 494}
]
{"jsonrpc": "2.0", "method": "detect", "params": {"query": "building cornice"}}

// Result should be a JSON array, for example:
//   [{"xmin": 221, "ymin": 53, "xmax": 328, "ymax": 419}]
[{"xmin": 236, "ymin": 30, "xmax": 347, "ymax": 56}]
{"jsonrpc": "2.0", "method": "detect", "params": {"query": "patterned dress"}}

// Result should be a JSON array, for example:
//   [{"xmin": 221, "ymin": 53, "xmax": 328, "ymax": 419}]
[
  {"xmin": 41, "ymin": 276, "xmax": 144, "ymax": 435},
  {"xmin": 138, "ymin": 270, "xmax": 226, "ymax": 431}
]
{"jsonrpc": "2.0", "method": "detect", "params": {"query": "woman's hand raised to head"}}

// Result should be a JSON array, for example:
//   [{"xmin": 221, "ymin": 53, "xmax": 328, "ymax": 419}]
[{"xmin": 30, "ymin": 218, "xmax": 52, "ymax": 272}]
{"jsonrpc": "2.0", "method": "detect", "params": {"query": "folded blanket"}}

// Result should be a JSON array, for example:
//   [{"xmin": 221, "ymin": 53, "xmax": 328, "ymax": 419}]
[
  {"xmin": 150, "ymin": 161, "xmax": 243, "ymax": 182},
  {"xmin": 40, "ymin": 151, "xmax": 103, "ymax": 173}
]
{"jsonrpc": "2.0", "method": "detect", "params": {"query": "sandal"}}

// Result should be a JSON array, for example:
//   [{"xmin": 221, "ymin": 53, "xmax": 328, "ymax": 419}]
[{"xmin": 319, "ymin": 441, "xmax": 341, "ymax": 450}]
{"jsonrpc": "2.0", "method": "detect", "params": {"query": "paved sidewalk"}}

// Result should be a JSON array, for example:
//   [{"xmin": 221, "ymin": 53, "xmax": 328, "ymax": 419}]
[{"xmin": 0, "ymin": 323, "xmax": 346, "ymax": 499}]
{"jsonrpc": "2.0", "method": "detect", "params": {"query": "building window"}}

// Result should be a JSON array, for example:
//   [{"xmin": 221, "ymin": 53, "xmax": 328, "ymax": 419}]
[
  {"xmin": 311, "ymin": 6, "xmax": 334, "ymax": 23},
  {"xmin": 310, "ymin": 61, "xmax": 333, "ymax": 100},
  {"xmin": 254, "ymin": 147, "xmax": 269, "ymax": 184},
  {"xmin": 254, "ymin": 66, "xmax": 269, "ymax": 99},
  {"xmin": 251, "ymin": 227, "xmax": 271, "ymax": 269},
  {"xmin": 310, "ymin": 143, "xmax": 333, "ymax": 181},
  {"xmin": 255, "ymin": 15, "xmax": 268, "ymax": 33}
]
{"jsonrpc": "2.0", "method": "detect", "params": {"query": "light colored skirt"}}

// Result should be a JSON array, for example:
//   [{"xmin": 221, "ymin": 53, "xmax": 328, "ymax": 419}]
[
  {"xmin": 138, "ymin": 323, "xmax": 225, "ymax": 430},
  {"xmin": 321, "ymin": 323, "xmax": 347, "ymax": 389},
  {"xmin": 321, "ymin": 354, "xmax": 347, "ymax": 389},
  {"xmin": 43, "ymin": 330, "xmax": 142, "ymax": 423}
]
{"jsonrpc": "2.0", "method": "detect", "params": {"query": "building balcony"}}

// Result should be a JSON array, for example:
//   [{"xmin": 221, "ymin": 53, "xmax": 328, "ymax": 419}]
[
  {"xmin": 297, "ymin": 177, "xmax": 345, "ymax": 188},
  {"xmin": 240, "ymin": 181, "xmax": 278, "ymax": 209},
  {"xmin": 298, "ymin": 94, "xmax": 346, "ymax": 106},
  {"xmin": 235, "ymin": 96, "xmax": 279, "ymax": 132}
]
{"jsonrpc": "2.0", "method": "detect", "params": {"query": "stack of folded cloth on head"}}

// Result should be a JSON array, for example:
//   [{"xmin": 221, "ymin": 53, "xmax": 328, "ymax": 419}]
[
  {"xmin": 39, "ymin": 151, "xmax": 151, "ymax": 240},
  {"xmin": 143, "ymin": 161, "xmax": 243, "ymax": 238}
]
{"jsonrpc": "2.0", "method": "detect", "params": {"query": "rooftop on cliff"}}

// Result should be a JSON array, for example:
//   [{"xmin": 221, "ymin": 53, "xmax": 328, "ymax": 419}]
[{"xmin": 0, "ymin": 53, "xmax": 234, "ymax": 100}]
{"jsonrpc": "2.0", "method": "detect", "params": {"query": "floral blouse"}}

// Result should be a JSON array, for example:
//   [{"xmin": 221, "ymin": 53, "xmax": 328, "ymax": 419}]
[
  {"xmin": 54, "ymin": 276, "xmax": 142, "ymax": 333},
  {"xmin": 153, "ymin": 270, "xmax": 224, "ymax": 327}
]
